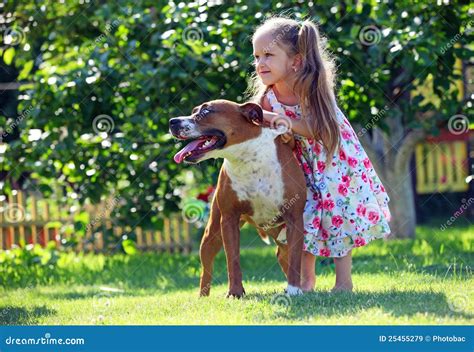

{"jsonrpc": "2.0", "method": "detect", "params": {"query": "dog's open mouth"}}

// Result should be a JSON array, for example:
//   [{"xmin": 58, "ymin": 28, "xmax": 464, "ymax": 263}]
[{"xmin": 174, "ymin": 131, "xmax": 226, "ymax": 164}]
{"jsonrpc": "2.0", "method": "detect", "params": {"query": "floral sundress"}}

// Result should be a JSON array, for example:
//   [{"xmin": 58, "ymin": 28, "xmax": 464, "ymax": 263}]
[{"xmin": 266, "ymin": 88, "xmax": 392, "ymax": 257}]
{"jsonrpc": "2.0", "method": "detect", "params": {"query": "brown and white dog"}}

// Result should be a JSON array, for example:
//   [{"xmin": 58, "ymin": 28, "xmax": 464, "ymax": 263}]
[{"xmin": 169, "ymin": 100, "xmax": 306, "ymax": 297}]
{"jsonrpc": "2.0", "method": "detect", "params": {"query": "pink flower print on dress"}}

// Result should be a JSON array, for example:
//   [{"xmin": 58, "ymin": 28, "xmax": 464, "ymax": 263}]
[
  {"xmin": 317, "ymin": 161, "xmax": 326, "ymax": 173},
  {"xmin": 348, "ymin": 157, "xmax": 358, "ymax": 168},
  {"xmin": 339, "ymin": 148, "xmax": 347, "ymax": 161},
  {"xmin": 312, "ymin": 217, "xmax": 321, "ymax": 230},
  {"xmin": 361, "ymin": 172, "xmax": 368, "ymax": 183},
  {"xmin": 285, "ymin": 109, "xmax": 298, "ymax": 120},
  {"xmin": 354, "ymin": 237, "xmax": 366, "ymax": 247},
  {"xmin": 323, "ymin": 199, "xmax": 335, "ymax": 211},
  {"xmin": 302, "ymin": 162, "xmax": 312, "ymax": 175},
  {"xmin": 341, "ymin": 175, "xmax": 351, "ymax": 187},
  {"xmin": 338, "ymin": 183, "xmax": 348, "ymax": 196},
  {"xmin": 332, "ymin": 215, "xmax": 344, "ymax": 228},
  {"xmin": 320, "ymin": 248, "xmax": 331, "ymax": 257},
  {"xmin": 313, "ymin": 143, "xmax": 322, "ymax": 154},
  {"xmin": 363, "ymin": 157, "xmax": 372, "ymax": 169},
  {"xmin": 368, "ymin": 210, "xmax": 380, "ymax": 224},
  {"xmin": 321, "ymin": 229, "xmax": 330, "ymax": 240},
  {"xmin": 356, "ymin": 204, "xmax": 367, "ymax": 217},
  {"xmin": 341, "ymin": 129, "xmax": 352, "ymax": 140}
]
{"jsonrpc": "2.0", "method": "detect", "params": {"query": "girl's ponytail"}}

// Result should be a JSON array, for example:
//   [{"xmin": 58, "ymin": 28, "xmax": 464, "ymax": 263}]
[{"xmin": 295, "ymin": 20, "xmax": 340, "ymax": 161}]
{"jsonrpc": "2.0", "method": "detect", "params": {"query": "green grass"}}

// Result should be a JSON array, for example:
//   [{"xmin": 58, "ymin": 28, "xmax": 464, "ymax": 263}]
[{"xmin": 0, "ymin": 223, "xmax": 472, "ymax": 325}]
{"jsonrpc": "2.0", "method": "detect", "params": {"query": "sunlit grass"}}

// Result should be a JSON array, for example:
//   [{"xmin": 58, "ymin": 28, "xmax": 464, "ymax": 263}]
[{"xmin": 0, "ymin": 223, "xmax": 472, "ymax": 325}]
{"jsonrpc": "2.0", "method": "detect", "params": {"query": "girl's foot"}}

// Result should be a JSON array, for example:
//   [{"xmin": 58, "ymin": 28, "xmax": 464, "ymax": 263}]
[
  {"xmin": 330, "ymin": 284, "xmax": 353, "ymax": 293},
  {"xmin": 301, "ymin": 283, "xmax": 315, "ymax": 293}
]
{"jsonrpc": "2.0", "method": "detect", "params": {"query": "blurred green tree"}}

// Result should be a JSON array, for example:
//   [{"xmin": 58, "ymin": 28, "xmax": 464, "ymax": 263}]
[{"xmin": 1, "ymin": 1, "xmax": 472, "ymax": 237}]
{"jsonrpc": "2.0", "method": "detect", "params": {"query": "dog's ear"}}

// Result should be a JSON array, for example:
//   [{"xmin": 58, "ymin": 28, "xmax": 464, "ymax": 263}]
[
  {"xmin": 191, "ymin": 105, "xmax": 201, "ymax": 114},
  {"xmin": 240, "ymin": 102, "xmax": 263, "ymax": 126}
]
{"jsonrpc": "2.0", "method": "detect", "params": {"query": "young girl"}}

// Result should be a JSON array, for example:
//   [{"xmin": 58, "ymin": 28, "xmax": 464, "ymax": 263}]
[{"xmin": 247, "ymin": 17, "xmax": 392, "ymax": 292}]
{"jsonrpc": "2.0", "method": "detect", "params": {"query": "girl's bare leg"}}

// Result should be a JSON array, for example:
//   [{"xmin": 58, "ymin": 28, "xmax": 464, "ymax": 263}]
[
  {"xmin": 301, "ymin": 251, "xmax": 316, "ymax": 292},
  {"xmin": 332, "ymin": 250, "xmax": 353, "ymax": 292}
]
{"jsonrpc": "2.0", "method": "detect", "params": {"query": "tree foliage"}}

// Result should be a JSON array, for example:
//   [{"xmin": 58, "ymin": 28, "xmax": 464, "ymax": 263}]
[{"xmin": 1, "ymin": 0, "xmax": 472, "ymax": 230}]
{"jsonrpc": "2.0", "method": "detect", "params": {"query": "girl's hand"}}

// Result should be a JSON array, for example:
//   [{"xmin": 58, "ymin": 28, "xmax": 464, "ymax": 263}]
[
  {"xmin": 262, "ymin": 109, "xmax": 278, "ymax": 127},
  {"xmin": 262, "ymin": 110, "xmax": 292, "ymax": 130}
]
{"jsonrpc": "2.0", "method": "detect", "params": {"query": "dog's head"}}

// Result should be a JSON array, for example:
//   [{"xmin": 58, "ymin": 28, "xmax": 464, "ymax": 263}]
[{"xmin": 169, "ymin": 100, "xmax": 264, "ymax": 164}]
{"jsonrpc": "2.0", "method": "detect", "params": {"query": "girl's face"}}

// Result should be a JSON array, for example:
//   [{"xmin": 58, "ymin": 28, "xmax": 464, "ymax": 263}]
[{"xmin": 252, "ymin": 30, "xmax": 297, "ymax": 86}]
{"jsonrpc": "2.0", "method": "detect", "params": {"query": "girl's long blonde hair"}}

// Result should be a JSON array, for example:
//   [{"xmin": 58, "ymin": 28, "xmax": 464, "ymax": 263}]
[{"xmin": 246, "ymin": 16, "xmax": 340, "ymax": 158}]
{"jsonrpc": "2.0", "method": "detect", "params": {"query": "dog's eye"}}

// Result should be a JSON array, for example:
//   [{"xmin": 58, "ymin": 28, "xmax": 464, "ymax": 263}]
[
  {"xmin": 200, "ymin": 107, "xmax": 211, "ymax": 115},
  {"xmin": 193, "ymin": 106, "xmax": 212, "ymax": 121}
]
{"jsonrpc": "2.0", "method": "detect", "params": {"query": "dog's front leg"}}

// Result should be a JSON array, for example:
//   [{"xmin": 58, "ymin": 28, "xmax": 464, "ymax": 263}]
[
  {"xmin": 283, "ymin": 214, "xmax": 304, "ymax": 296},
  {"xmin": 220, "ymin": 214, "xmax": 245, "ymax": 298},
  {"xmin": 199, "ymin": 198, "xmax": 223, "ymax": 296}
]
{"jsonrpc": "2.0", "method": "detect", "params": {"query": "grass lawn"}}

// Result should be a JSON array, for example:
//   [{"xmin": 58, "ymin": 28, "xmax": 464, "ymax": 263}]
[{"xmin": 0, "ymin": 223, "xmax": 472, "ymax": 325}]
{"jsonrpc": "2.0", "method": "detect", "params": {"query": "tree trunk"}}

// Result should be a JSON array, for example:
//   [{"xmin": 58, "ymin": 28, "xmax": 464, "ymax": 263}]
[{"xmin": 384, "ymin": 165, "xmax": 417, "ymax": 238}]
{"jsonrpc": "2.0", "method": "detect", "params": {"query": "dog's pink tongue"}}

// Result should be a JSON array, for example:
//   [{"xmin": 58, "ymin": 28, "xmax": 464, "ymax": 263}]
[{"xmin": 174, "ymin": 139, "xmax": 203, "ymax": 163}]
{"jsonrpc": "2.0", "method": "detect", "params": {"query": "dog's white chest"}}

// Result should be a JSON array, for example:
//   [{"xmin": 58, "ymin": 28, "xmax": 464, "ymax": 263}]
[{"xmin": 222, "ymin": 130, "xmax": 285, "ymax": 225}]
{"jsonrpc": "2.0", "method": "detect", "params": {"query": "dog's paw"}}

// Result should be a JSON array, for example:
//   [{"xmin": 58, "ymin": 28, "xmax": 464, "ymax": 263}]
[
  {"xmin": 226, "ymin": 287, "xmax": 246, "ymax": 299},
  {"xmin": 284, "ymin": 284, "xmax": 303, "ymax": 296}
]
